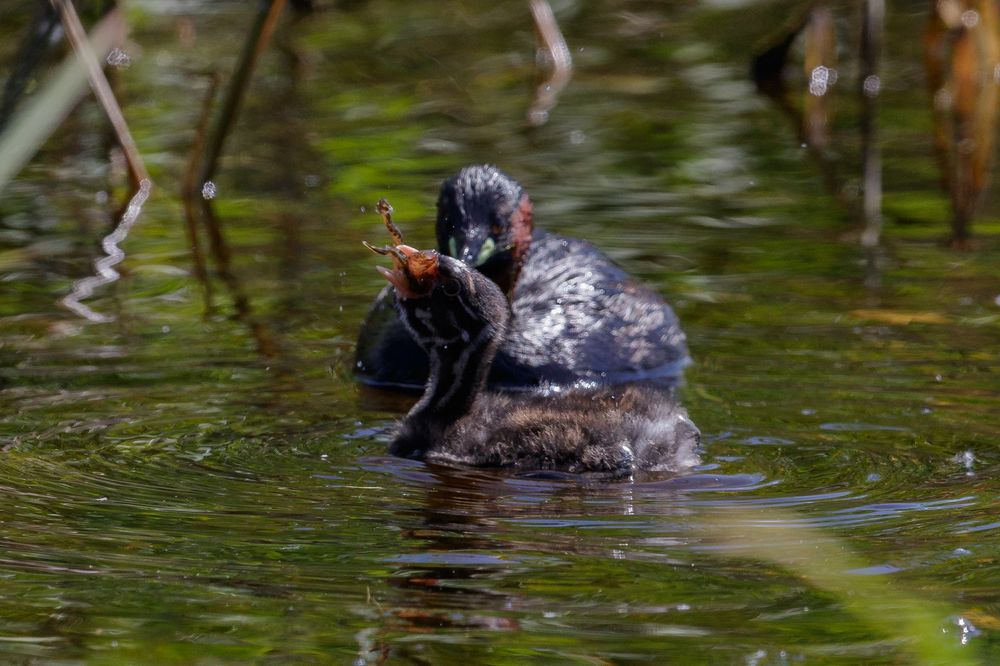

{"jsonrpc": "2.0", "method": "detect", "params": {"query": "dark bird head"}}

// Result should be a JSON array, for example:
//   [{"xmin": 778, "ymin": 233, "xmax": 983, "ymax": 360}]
[
  {"xmin": 435, "ymin": 165, "xmax": 534, "ymax": 297},
  {"xmin": 371, "ymin": 243, "xmax": 509, "ymax": 354}
]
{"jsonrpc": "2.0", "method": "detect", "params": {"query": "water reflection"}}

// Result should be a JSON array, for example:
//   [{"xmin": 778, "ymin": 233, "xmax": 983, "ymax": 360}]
[
  {"xmin": 353, "ymin": 460, "xmax": 720, "ymax": 659},
  {"xmin": 1, "ymin": 0, "xmax": 999, "ymax": 662},
  {"xmin": 925, "ymin": 0, "xmax": 1000, "ymax": 246},
  {"xmin": 527, "ymin": 0, "xmax": 572, "ymax": 127},
  {"xmin": 351, "ymin": 451, "xmax": 985, "ymax": 661},
  {"xmin": 61, "ymin": 179, "xmax": 151, "ymax": 322}
]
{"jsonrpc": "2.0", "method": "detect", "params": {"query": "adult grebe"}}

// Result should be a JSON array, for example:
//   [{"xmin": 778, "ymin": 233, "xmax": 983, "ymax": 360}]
[{"xmin": 355, "ymin": 165, "xmax": 689, "ymax": 392}]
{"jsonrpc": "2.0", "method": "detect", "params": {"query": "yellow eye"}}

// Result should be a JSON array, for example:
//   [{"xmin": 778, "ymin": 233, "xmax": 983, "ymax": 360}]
[{"xmin": 475, "ymin": 238, "xmax": 496, "ymax": 266}]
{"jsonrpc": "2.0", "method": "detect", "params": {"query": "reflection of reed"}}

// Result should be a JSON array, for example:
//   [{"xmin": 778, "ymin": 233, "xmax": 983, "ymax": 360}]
[
  {"xmin": 752, "ymin": 2, "xmax": 886, "ymax": 246},
  {"xmin": 62, "ymin": 179, "xmax": 151, "ymax": 322},
  {"xmin": 181, "ymin": 0, "xmax": 289, "ymax": 358},
  {"xmin": 924, "ymin": 0, "xmax": 1000, "ymax": 248},
  {"xmin": 11, "ymin": 1, "xmax": 155, "ymax": 321},
  {"xmin": 802, "ymin": 7, "xmax": 836, "ymax": 151},
  {"xmin": 527, "ymin": 0, "xmax": 573, "ymax": 127},
  {"xmin": 751, "ymin": 6, "xmax": 844, "ymax": 206},
  {"xmin": 755, "ymin": 1, "xmax": 999, "ymax": 248},
  {"xmin": 181, "ymin": 75, "xmax": 219, "ymax": 312},
  {"xmin": 194, "ymin": 0, "xmax": 288, "ymax": 192},
  {"xmin": 750, "ymin": 1, "xmax": 895, "ymax": 251},
  {"xmin": 271, "ymin": 27, "xmax": 312, "ymax": 329},
  {"xmin": 859, "ymin": 0, "xmax": 884, "ymax": 249}
]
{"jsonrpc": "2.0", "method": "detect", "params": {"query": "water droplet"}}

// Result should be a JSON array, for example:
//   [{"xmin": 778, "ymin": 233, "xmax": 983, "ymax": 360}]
[
  {"xmin": 201, "ymin": 181, "xmax": 217, "ymax": 199},
  {"xmin": 529, "ymin": 109, "xmax": 549, "ymax": 124},
  {"xmin": 808, "ymin": 66, "xmax": 832, "ymax": 96},
  {"xmin": 569, "ymin": 130, "xmax": 585, "ymax": 144},
  {"xmin": 954, "ymin": 449, "xmax": 975, "ymax": 476},
  {"xmin": 956, "ymin": 615, "xmax": 980, "ymax": 644},
  {"xmin": 960, "ymin": 10, "xmax": 979, "ymax": 28},
  {"xmin": 360, "ymin": 206, "xmax": 366, "ymax": 213},
  {"xmin": 863, "ymin": 75, "xmax": 881, "ymax": 97},
  {"xmin": 106, "ymin": 48, "xmax": 131, "ymax": 69},
  {"xmin": 934, "ymin": 87, "xmax": 953, "ymax": 111}
]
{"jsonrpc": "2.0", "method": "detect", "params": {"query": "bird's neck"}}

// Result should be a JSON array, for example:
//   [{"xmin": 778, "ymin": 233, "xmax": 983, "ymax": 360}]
[
  {"xmin": 505, "ymin": 193, "xmax": 534, "ymax": 298},
  {"xmin": 392, "ymin": 319, "xmax": 504, "ymax": 458},
  {"xmin": 422, "ymin": 331, "xmax": 498, "ymax": 418}
]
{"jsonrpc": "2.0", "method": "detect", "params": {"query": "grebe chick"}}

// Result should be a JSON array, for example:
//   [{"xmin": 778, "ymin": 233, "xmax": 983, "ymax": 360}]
[
  {"xmin": 354, "ymin": 164, "xmax": 690, "ymax": 392},
  {"xmin": 366, "ymin": 240, "xmax": 701, "ymax": 475}
]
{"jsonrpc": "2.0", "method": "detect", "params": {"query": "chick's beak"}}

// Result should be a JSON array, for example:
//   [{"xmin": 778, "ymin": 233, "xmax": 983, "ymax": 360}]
[{"xmin": 374, "ymin": 245, "xmax": 439, "ymax": 299}]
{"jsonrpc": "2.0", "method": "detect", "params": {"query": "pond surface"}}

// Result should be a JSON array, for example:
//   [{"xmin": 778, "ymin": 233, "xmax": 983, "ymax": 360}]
[{"xmin": 2, "ymin": 0, "xmax": 1000, "ymax": 663}]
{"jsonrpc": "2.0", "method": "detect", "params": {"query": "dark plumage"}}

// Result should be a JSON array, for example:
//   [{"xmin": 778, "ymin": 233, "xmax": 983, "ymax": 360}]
[
  {"xmin": 372, "ymin": 243, "xmax": 701, "ymax": 475},
  {"xmin": 354, "ymin": 165, "xmax": 689, "ymax": 392}
]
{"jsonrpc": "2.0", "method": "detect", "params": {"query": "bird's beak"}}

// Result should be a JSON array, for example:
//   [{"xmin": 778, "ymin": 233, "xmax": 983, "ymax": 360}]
[{"xmin": 455, "ymin": 239, "xmax": 480, "ymax": 266}]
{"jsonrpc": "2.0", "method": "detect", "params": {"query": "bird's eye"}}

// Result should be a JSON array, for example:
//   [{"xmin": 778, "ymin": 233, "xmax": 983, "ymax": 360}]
[
  {"xmin": 442, "ymin": 279, "xmax": 461, "ymax": 297},
  {"xmin": 447, "ymin": 237, "xmax": 458, "ymax": 258},
  {"xmin": 474, "ymin": 237, "xmax": 496, "ymax": 266}
]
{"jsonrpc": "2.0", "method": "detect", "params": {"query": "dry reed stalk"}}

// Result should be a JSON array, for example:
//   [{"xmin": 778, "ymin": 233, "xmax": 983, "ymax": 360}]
[{"xmin": 50, "ymin": 0, "xmax": 149, "ymax": 184}]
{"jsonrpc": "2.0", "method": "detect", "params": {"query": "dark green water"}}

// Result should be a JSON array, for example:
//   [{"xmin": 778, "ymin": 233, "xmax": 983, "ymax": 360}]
[{"xmin": 2, "ymin": 0, "xmax": 999, "ymax": 663}]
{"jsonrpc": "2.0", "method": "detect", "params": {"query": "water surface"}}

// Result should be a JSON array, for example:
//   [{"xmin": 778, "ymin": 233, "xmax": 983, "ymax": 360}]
[{"xmin": 2, "ymin": 1, "xmax": 999, "ymax": 663}]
